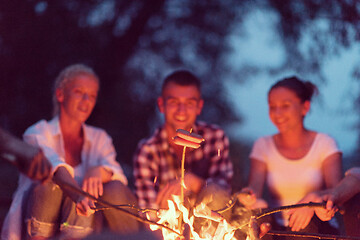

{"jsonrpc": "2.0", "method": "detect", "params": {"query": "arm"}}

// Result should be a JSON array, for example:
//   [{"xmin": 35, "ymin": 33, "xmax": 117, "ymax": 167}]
[
  {"xmin": 53, "ymin": 166, "xmax": 95, "ymax": 217},
  {"xmin": 82, "ymin": 166, "xmax": 113, "ymax": 199},
  {"xmin": 133, "ymin": 143, "xmax": 159, "ymax": 209},
  {"xmin": 247, "ymin": 158, "xmax": 267, "ymax": 197},
  {"xmin": 322, "ymin": 152, "xmax": 342, "ymax": 188},
  {"xmin": 93, "ymin": 130, "xmax": 127, "ymax": 185},
  {"xmin": 314, "ymin": 168, "xmax": 360, "ymax": 221},
  {"xmin": 0, "ymin": 127, "xmax": 51, "ymax": 181},
  {"xmin": 155, "ymin": 172, "xmax": 205, "ymax": 209},
  {"xmin": 289, "ymin": 151, "xmax": 342, "ymax": 231},
  {"xmin": 238, "ymin": 158, "xmax": 267, "ymax": 209}
]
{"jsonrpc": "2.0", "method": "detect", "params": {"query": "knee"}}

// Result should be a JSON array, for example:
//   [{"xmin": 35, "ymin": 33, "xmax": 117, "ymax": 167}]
[
  {"xmin": 31, "ymin": 181, "xmax": 62, "ymax": 198},
  {"xmin": 101, "ymin": 181, "xmax": 137, "ymax": 205},
  {"xmin": 26, "ymin": 217, "xmax": 58, "ymax": 239}
]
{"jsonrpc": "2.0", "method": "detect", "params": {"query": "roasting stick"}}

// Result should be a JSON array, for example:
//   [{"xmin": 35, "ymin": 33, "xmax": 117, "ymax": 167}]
[
  {"xmin": 256, "ymin": 202, "xmax": 326, "ymax": 219},
  {"xmin": 174, "ymin": 128, "xmax": 204, "ymax": 204},
  {"xmin": 173, "ymin": 128, "xmax": 204, "ymax": 239},
  {"xmin": 266, "ymin": 231, "xmax": 360, "ymax": 240},
  {"xmin": 235, "ymin": 202, "xmax": 327, "ymax": 232},
  {"xmin": 180, "ymin": 134, "xmax": 187, "ymax": 204},
  {"xmin": 180, "ymin": 128, "xmax": 191, "ymax": 239},
  {"xmin": 54, "ymin": 179, "xmax": 181, "ymax": 236}
]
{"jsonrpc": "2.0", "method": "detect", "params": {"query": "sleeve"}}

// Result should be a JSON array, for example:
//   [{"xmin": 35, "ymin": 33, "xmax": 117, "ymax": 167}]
[
  {"xmin": 133, "ymin": 142, "xmax": 159, "ymax": 209},
  {"xmin": 319, "ymin": 134, "xmax": 342, "ymax": 163},
  {"xmin": 94, "ymin": 131, "xmax": 128, "ymax": 185},
  {"xmin": 207, "ymin": 129, "xmax": 233, "ymax": 191},
  {"xmin": 249, "ymin": 137, "xmax": 267, "ymax": 163},
  {"xmin": 23, "ymin": 121, "xmax": 74, "ymax": 177}
]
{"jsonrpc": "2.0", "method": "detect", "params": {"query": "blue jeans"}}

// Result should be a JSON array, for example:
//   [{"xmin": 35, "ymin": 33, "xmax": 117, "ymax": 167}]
[{"xmin": 25, "ymin": 180, "xmax": 140, "ymax": 239}]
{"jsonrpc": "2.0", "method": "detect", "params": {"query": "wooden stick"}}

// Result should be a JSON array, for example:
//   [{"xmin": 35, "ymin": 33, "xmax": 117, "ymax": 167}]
[
  {"xmin": 236, "ymin": 202, "xmax": 327, "ymax": 231},
  {"xmin": 256, "ymin": 202, "xmax": 326, "ymax": 219},
  {"xmin": 267, "ymin": 230, "xmax": 360, "ymax": 240},
  {"xmin": 181, "ymin": 144, "xmax": 186, "ymax": 204},
  {"xmin": 56, "ymin": 179, "xmax": 181, "ymax": 236}
]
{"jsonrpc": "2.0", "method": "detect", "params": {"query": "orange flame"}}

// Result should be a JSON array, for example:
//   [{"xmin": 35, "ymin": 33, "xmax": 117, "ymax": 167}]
[{"xmin": 148, "ymin": 195, "xmax": 237, "ymax": 240}]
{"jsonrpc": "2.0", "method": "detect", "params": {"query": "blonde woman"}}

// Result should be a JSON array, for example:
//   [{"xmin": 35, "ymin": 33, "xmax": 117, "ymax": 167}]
[{"xmin": 2, "ymin": 64, "xmax": 139, "ymax": 240}]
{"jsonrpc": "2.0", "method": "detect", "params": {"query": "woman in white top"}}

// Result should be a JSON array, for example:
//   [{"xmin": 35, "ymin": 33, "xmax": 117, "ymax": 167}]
[
  {"xmin": 2, "ymin": 64, "xmax": 139, "ymax": 240},
  {"xmin": 239, "ymin": 76, "xmax": 342, "ymax": 238}
]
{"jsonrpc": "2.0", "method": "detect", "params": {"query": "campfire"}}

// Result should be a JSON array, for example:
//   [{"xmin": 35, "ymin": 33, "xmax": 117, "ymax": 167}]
[
  {"xmin": 58, "ymin": 129, "xmax": 340, "ymax": 240},
  {"xmin": 148, "ymin": 195, "xmax": 237, "ymax": 239},
  {"xmin": 146, "ymin": 129, "xmax": 252, "ymax": 239}
]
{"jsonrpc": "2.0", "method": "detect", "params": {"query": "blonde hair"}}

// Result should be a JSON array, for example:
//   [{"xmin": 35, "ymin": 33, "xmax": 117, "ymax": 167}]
[{"xmin": 52, "ymin": 64, "xmax": 99, "ymax": 117}]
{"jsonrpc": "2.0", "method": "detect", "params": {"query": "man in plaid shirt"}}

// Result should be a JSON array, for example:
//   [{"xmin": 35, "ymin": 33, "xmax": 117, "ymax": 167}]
[{"xmin": 133, "ymin": 70, "xmax": 233, "ymax": 213}]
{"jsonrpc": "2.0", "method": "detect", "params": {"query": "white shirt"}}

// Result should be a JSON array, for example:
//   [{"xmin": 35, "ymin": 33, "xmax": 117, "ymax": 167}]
[
  {"xmin": 250, "ymin": 133, "xmax": 341, "ymax": 225},
  {"xmin": 2, "ymin": 117, "xmax": 127, "ymax": 240}
]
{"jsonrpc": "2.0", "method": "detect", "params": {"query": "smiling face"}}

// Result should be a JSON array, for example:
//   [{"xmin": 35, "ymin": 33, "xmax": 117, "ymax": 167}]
[
  {"xmin": 56, "ymin": 73, "xmax": 99, "ymax": 124},
  {"xmin": 158, "ymin": 82, "xmax": 204, "ymax": 137},
  {"xmin": 268, "ymin": 87, "xmax": 310, "ymax": 133}
]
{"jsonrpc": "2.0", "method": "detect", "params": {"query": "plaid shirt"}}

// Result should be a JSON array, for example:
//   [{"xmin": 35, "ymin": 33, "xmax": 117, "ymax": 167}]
[{"xmin": 133, "ymin": 121, "xmax": 233, "ymax": 209}]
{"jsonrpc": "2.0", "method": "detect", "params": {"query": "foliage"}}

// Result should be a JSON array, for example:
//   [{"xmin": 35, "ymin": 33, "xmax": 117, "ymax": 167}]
[
  {"xmin": 1, "ymin": 0, "xmax": 360, "ymax": 172},
  {"xmin": 0, "ymin": 0, "xmax": 243, "ymax": 172}
]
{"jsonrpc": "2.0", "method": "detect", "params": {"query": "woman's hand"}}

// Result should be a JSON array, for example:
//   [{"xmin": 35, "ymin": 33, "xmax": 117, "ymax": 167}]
[
  {"xmin": 288, "ymin": 192, "xmax": 318, "ymax": 231},
  {"xmin": 82, "ymin": 167, "xmax": 104, "ymax": 199},
  {"xmin": 80, "ymin": 166, "xmax": 106, "ymax": 215},
  {"xmin": 288, "ymin": 207, "xmax": 314, "ymax": 231},
  {"xmin": 75, "ymin": 196, "xmax": 95, "ymax": 217}
]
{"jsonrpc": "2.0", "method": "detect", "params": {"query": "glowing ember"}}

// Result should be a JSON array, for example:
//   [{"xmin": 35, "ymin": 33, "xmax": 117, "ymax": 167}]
[{"xmin": 154, "ymin": 176, "xmax": 158, "ymax": 185}]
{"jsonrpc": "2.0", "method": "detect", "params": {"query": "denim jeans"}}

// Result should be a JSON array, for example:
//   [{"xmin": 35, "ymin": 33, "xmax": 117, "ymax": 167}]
[{"xmin": 25, "ymin": 180, "xmax": 140, "ymax": 239}]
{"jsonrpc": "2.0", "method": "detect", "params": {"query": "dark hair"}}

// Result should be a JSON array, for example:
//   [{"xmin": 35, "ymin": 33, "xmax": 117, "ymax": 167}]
[
  {"xmin": 268, "ymin": 76, "xmax": 318, "ymax": 102},
  {"xmin": 161, "ymin": 70, "xmax": 201, "ymax": 95}
]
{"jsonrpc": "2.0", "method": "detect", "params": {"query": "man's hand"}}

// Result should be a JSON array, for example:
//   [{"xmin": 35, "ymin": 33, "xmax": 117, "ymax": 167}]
[
  {"xmin": 156, "ymin": 173, "xmax": 205, "ymax": 208},
  {"xmin": 156, "ymin": 179, "xmax": 184, "ymax": 208},
  {"xmin": 238, "ymin": 188, "xmax": 257, "ymax": 208},
  {"xmin": 237, "ymin": 188, "xmax": 268, "ymax": 210}
]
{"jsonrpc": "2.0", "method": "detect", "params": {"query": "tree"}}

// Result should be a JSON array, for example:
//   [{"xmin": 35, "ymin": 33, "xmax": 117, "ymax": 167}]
[
  {"xmin": 0, "ymin": 0, "xmax": 243, "ymax": 176},
  {"xmin": 1, "ymin": 0, "xmax": 360, "ymax": 171}
]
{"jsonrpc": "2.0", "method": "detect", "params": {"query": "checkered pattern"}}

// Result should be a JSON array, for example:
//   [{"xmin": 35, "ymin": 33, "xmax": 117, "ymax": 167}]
[{"xmin": 133, "ymin": 121, "xmax": 233, "ymax": 209}]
